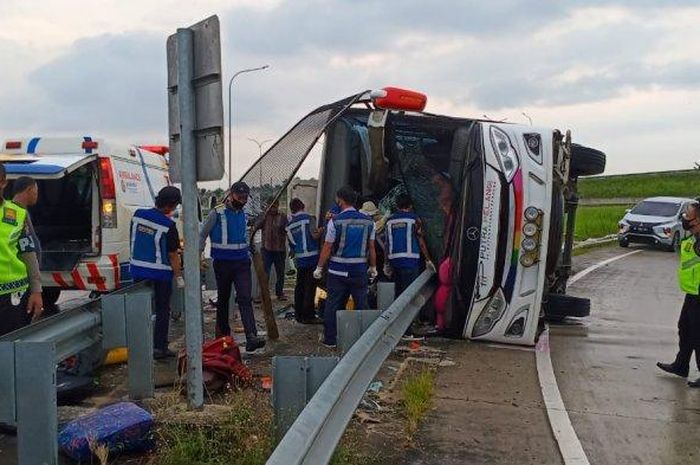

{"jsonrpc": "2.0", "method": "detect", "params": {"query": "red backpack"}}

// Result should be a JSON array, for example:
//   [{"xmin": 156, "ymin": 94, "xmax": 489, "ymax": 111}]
[{"xmin": 178, "ymin": 336, "xmax": 253, "ymax": 391}]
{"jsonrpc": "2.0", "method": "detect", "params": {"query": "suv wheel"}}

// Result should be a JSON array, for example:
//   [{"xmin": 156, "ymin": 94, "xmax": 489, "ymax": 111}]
[
  {"xmin": 667, "ymin": 232, "xmax": 680, "ymax": 253},
  {"xmin": 619, "ymin": 237, "xmax": 629, "ymax": 248}
]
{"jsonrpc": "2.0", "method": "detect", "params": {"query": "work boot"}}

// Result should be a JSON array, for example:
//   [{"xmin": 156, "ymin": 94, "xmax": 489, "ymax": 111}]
[
  {"xmin": 688, "ymin": 377, "xmax": 700, "ymax": 388},
  {"xmin": 245, "ymin": 336, "xmax": 266, "ymax": 353},
  {"xmin": 656, "ymin": 362, "xmax": 689, "ymax": 378}
]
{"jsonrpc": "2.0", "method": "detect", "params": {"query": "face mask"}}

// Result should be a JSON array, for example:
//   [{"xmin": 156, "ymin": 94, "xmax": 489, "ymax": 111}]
[{"xmin": 230, "ymin": 198, "xmax": 244, "ymax": 209}]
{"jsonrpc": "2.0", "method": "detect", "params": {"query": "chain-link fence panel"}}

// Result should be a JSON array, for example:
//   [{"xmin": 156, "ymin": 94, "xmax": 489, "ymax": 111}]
[{"xmin": 238, "ymin": 92, "xmax": 367, "ymax": 221}]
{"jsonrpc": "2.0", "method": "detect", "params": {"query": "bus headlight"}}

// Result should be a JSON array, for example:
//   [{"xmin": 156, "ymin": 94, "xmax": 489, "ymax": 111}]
[
  {"xmin": 524, "ymin": 206, "xmax": 541, "ymax": 222},
  {"xmin": 523, "ymin": 222, "xmax": 538, "ymax": 237},
  {"xmin": 472, "ymin": 288, "xmax": 507, "ymax": 338},
  {"xmin": 522, "ymin": 237, "xmax": 538, "ymax": 252},
  {"xmin": 489, "ymin": 126, "xmax": 520, "ymax": 182}
]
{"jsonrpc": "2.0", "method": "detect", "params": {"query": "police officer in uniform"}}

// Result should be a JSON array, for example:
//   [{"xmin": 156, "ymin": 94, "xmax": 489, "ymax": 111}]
[
  {"xmin": 129, "ymin": 186, "xmax": 184, "ymax": 359},
  {"xmin": 314, "ymin": 186, "xmax": 377, "ymax": 348},
  {"xmin": 657, "ymin": 201, "xmax": 700, "ymax": 387},
  {"xmin": 286, "ymin": 198, "xmax": 322, "ymax": 323},
  {"xmin": 200, "ymin": 181, "xmax": 266, "ymax": 353},
  {"xmin": 0, "ymin": 163, "xmax": 43, "ymax": 336},
  {"xmin": 383, "ymin": 194, "xmax": 435, "ymax": 298}
]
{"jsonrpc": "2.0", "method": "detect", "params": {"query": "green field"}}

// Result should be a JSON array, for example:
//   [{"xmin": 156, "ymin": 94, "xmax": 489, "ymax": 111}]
[
  {"xmin": 574, "ymin": 205, "xmax": 628, "ymax": 241},
  {"xmin": 578, "ymin": 170, "xmax": 700, "ymax": 200}
]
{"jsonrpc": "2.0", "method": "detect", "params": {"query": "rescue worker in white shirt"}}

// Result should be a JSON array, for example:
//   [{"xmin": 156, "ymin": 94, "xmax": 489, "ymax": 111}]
[
  {"xmin": 0, "ymin": 163, "xmax": 43, "ymax": 336},
  {"xmin": 383, "ymin": 193, "xmax": 435, "ymax": 297},
  {"xmin": 314, "ymin": 186, "xmax": 377, "ymax": 348},
  {"xmin": 286, "ymin": 197, "xmax": 323, "ymax": 324},
  {"xmin": 129, "ymin": 186, "xmax": 183, "ymax": 359},
  {"xmin": 199, "ymin": 181, "xmax": 266, "ymax": 353}
]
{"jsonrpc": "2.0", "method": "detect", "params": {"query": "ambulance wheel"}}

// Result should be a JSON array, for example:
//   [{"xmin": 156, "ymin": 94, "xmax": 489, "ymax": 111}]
[
  {"xmin": 544, "ymin": 293, "xmax": 590, "ymax": 320},
  {"xmin": 570, "ymin": 144, "xmax": 606, "ymax": 178}
]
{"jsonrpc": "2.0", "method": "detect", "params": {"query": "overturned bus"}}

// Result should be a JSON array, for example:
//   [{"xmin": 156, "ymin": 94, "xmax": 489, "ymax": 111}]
[{"xmin": 239, "ymin": 87, "xmax": 606, "ymax": 346}]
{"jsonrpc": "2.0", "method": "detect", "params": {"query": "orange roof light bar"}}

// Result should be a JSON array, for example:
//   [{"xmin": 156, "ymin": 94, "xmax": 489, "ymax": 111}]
[{"xmin": 372, "ymin": 86, "xmax": 427, "ymax": 112}]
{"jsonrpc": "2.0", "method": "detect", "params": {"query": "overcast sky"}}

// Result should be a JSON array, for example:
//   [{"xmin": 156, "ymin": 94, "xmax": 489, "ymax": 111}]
[{"xmin": 1, "ymin": 0, "xmax": 699, "ymax": 189}]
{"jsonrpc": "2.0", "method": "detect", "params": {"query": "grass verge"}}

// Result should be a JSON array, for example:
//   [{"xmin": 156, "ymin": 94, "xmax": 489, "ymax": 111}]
[
  {"xmin": 575, "ymin": 205, "xmax": 628, "ymax": 241},
  {"xmin": 401, "ymin": 369, "xmax": 435, "ymax": 436},
  {"xmin": 153, "ymin": 391, "xmax": 273, "ymax": 465},
  {"xmin": 579, "ymin": 170, "xmax": 699, "ymax": 200}
]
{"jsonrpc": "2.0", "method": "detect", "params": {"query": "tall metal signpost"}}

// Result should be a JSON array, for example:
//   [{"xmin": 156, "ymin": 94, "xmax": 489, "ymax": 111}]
[{"xmin": 167, "ymin": 16, "xmax": 225, "ymax": 409}]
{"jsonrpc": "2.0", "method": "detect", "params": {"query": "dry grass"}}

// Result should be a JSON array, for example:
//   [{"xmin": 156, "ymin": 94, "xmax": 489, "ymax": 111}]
[{"xmin": 149, "ymin": 389, "xmax": 274, "ymax": 465}]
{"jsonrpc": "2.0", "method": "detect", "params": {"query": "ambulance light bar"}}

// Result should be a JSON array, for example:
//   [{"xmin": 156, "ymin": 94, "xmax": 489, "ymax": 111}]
[{"xmin": 371, "ymin": 86, "xmax": 427, "ymax": 112}]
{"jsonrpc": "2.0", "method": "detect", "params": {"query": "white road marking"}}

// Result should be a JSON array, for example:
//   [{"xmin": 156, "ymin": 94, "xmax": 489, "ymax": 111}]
[
  {"xmin": 537, "ymin": 249, "xmax": 643, "ymax": 465},
  {"xmin": 569, "ymin": 250, "xmax": 642, "ymax": 285}
]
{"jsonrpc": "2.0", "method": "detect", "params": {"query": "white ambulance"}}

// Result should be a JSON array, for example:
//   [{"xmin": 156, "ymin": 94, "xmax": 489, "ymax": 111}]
[{"xmin": 0, "ymin": 137, "xmax": 172, "ymax": 305}]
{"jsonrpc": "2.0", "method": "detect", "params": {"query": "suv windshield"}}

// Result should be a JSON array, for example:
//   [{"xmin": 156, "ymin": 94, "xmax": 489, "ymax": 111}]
[{"xmin": 631, "ymin": 201, "xmax": 680, "ymax": 217}]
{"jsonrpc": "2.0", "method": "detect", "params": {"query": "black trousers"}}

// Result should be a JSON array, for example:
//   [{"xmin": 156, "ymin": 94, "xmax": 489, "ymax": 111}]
[
  {"xmin": 294, "ymin": 266, "xmax": 317, "ymax": 321},
  {"xmin": 153, "ymin": 279, "xmax": 172, "ymax": 351},
  {"xmin": 213, "ymin": 259, "xmax": 257, "ymax": 340},
  {"xmin": 674, "ymin": 294, "xmax": 700, "ymax": 371},
  {"xmin": 0, "ymin": 291, "xmax": 30, "ymax": 337}
]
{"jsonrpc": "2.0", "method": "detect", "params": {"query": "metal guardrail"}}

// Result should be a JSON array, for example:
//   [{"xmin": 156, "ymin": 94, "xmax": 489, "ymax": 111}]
[
  {"xmin": 266, "ymin": 270, "xmax": 436, "ymax": 465},
  {"xmin": 0, "ymin": 281, "xmax": 154, "ymax": 465}
]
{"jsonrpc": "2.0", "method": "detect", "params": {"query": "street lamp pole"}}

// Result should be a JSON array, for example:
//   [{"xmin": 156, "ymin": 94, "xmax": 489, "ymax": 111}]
[
  {"xmin": 228, "ymin": 65, "xmax": 270, "ymax": 188},
  {"xmin": 248, "ymin": 137, "xmax": 272, "ymax": 195}
]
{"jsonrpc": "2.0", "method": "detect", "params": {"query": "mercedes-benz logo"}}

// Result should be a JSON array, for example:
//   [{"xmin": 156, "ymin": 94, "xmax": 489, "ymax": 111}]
[{"xmin": 466, "ymin": 226, "xmax": 479, "ymax": 241}]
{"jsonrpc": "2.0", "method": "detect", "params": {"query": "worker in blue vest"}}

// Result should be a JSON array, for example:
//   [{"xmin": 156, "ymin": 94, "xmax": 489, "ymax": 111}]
[
  {"xmin": 199, "ymin": 181, "xmax": 266, "ymax": 353},
  {"xmin": 286, "ymin": 197, "xmax": 323, "ymax": 324},
  {"xmin": 129, "ymin": 186, "xmax": 183, "ymax": 359},
  {"xmin": 383, "ymin": 193, "xmax": 435, "ymax": 298},
  {"xmin": 314, "ymin": 186, "xmax": 377, "ymax": 348}
]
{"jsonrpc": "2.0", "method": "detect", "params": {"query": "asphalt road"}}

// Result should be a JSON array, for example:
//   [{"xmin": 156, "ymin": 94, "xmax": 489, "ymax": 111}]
[{"xmin": 551, "ymin": 245, "xmax": 700, "ymax": 465}]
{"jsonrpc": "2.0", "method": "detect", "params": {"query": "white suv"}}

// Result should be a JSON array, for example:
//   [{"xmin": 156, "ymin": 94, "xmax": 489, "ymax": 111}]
[{"xmin": 618, "ymin": 197, "xmax": 694, "ymax": 251}]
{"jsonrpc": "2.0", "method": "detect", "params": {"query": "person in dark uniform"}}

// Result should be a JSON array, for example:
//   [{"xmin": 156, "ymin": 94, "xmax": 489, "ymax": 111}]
[
  {"xmin": 129, "ymin": 186, "xmax": 184, "ymax": 359},
  {"xmin": 286, "ymin": 197, "xmax": 323, "ymax": 323},
  {"xmin": 314, "ymin": 186, "xmax": 377, "ymax": 348},
  {"xmin": 199, "ymin": 182, "xmax": 266, "ymax": 353},
  {"xmin": 657, "ymin": 201, "xmax": 700, "ymax": 388}
]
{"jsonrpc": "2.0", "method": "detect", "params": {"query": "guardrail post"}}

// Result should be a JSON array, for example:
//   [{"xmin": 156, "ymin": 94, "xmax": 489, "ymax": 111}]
[
  {"xmin": 125, "ymin": 292, "xmax": 154, "ymax": 399},
  {"xmin": 377, "ymin": 282, "xmax": 395, "ymax": 311},
  {"xmin": 102, "ymin": 294, "xmax": 127, "ymax": 349},
  {"xmin": 16, "ymin": 341, "xmax": 57, "ymax": 465},
  {"xmin": 0, "ymin": 342, "xmax": 16, "ymax": 426},
  {"xmin": 337, "ymin": 310, "xmax": 381, "ymax": 354},
  {"xmin": 272, "ymin": 356, "xmax": 338, "ymax": 438}
]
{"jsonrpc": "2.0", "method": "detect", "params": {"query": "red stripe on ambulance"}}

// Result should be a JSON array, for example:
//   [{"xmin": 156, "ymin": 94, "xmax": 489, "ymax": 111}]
[
  {"xmin": 86, "ymin": 263, "xmax": 107, "ymax": 291},
  {"xmin": 71, "ymin": 270, "xmax": 87, "ymax": 290},
  {"xmin": 52, "ymin": 272, "xmax": 69, "ymax": 287}
]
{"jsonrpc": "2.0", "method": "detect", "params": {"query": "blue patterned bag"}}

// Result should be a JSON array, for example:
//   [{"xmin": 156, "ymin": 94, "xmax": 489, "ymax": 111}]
[{"xmin": 58, "ymin": 402, "xmax": 154, "ymax": 461}]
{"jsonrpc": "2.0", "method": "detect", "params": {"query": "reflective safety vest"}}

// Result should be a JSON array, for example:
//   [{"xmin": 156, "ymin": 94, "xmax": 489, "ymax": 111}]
[
  {"xmin": 329, "ymin": 209, "xmax": 374, "ymax": 277},
  {"xmin": 286, "ymin": 212, "xmax": 319, "ymax": 268},
  {"xmin": 130, "ymin": 208, "xmax": 175, "ymax": 281},
  {"xmin": 387, "ymin": 211, "xmax": 421, "ymax": 269},
  {"xmin": 679, "ymin": 236, "xmax": 700, "ymax": 295},
  {"xmin": 0, "ymin": 200, "xmax": 29, "ymax": 295},
  {"xmin": 209, "ymin": 206, "xmax": 249, "ymax": 261}
]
